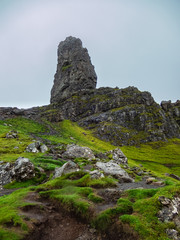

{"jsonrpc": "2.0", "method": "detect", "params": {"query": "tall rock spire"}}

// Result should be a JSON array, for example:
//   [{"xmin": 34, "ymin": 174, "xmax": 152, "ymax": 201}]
[{"xmin": 50, "ymin": 36, "xmax": 97, "ymax": 103}]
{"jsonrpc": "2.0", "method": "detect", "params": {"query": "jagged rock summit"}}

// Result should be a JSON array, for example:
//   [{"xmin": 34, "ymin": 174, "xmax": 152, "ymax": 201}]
[
  {"xmin": 50, "ymin": 36, "xmax": 97, "ymax": 103},
  {"xmin": 0, "ymin": 36, "xmax": 179, "ymax": 145}
]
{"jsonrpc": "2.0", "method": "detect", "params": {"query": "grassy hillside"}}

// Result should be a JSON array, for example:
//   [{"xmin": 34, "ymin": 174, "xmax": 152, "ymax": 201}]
[{"xmin": 0, "ymin": 117, "xmax": 180, "ymax": 240}]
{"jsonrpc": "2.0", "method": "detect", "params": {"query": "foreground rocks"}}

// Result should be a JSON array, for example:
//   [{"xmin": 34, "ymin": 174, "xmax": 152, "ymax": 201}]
[
  {"xmin": 96, "ymin": 160, "xmax": 134, "ymax": 183},
  {"xmin": 53, "ymin": 161, "xmax": 79, "ymax": 178},
  {"xmin": 62, "ymin": 144, "xmax": 95, "ymax": 160},
  {"xmin": 26, "ymin": 141, "xmax": 48, "ymax": 153},
  {"xmin": 0, "ymin": 157, "xmax": 35, "ymax": 186},
  {"xmin": 158, "ymin": 196, "xmax": 180, "ymax": 240}
]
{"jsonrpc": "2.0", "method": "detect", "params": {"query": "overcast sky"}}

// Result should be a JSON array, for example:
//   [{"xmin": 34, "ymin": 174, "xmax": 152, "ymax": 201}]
[{"xmin": 0, "ymin": 0, "xmax": 179, "ymax": 108}]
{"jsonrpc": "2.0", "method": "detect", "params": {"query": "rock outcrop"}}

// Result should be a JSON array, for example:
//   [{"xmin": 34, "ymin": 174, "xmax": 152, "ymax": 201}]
[
  {"xmin": 62, "ymin": 144, "xmax": 95, "ymax": 160},
  {"xmin": 0, "ymin": 157, "xmax": 35, "ymax": 186},
  {"xmin": 0, "ymin": 36, "xmax": 179, "ymax": 146},
  {"xmin": 50, "ymin": 36, "xmax": 97, "ymax": 103}
]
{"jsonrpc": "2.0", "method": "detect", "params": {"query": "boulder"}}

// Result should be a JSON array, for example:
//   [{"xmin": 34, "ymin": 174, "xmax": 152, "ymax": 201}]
[
  {"xmin": 53, "ymin": 160, "xmax": 79, "ymax": 178},
  {"xmin": 0, "ymin": 162, "xmax": 12, "ymax": 186},
  {"xmin": 0, "ymin": 158, "xmax": 35, "ymax": 185},
  {"xmin": 26, "ymin": 141, "xmax": 41, "ymax": 153},
  {"xmin": 106, "ymin": 148, "xmax": 128, "ymax": 164},
  {"xmin": 40, "ymin": 144, "xmax": 48, "ymax": 153},
  {"xmin": 89, "ymin": 170, "xmax": 104, "ymax": 179},
  {"xmin": 26, "ymin": 141, "xmax": 48, "ymax": 153},
  {"xmin": 11, "ymin": 157, "xmax": 35, "ymax": 181},
  {"xmin": 166, "ymin": 229, "xmax": 179, "ymax": 240},
  {"xmin": 95, "ymin": 160, "xmax": 134, "ymax": 183},
  {"xmin": 50, "ymin": 36, "xmax": 97, "ymax": 102},
  {"xmin": 6, "ymin": 130, "xmax": 18, "ymax": 139},
  {"xmin": 62, "ymin": 144, "xmax": 95, "ymax": 160},
  {"xmin": 158, "ymin": 196, "xmax": 180, "ymax": 231}
]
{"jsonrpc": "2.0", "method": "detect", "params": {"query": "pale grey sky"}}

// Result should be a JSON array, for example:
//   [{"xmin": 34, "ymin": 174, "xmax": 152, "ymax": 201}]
[{"xmin": 0, "ymin": 0, "xmax": 179, "ymax": 108}]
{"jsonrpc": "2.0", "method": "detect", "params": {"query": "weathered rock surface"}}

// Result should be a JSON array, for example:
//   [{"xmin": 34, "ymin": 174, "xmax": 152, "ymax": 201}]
[
  {"xmin": 158, "ymin": 196, "xmax": 180, "ymax": 240},
  {"xmin": 26, "ymin": 141, "xmax": 48, "ymax": 153},
  {"xmin": 62, "ymin": 144, "xmax": 95, "ymax": 160},
  {"xmin": 96, "ymin": 160, "xmax": 134, "ymax": 183},
  {"xmin": 0, "ymin": 162, "xmax": 12, "ymax": 186},
  {"xmin": 0, "ymin": 37, "xmax": 179, "ymax": 146},
  {"xmin": 106, "ymin": 148, "xmax": 128, "ymax": 164},
  {"xmin": 88, "ymin": 170, "xmax": 104, "ymax": 179},
  {"xmin": 50, "ymin": 36, "xmax": 97, "ymax": 102},
  {"xmin": 161, "ymin": 100, "xmax": 180, "ymax": 127},
  {"xmin": 53, "ymin": 160, "xmax": 79, "ymax": 178},
  {"xmin": 0, "ymin": 157, "xmax": 35, "ymax": 186},
  {"xmin": 11, "ymin": 157, "xmax": 35, "ymax": 181}
]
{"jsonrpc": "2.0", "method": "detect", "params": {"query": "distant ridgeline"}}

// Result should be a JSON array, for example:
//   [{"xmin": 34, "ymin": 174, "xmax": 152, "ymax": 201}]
[{"xmin": 0, "ymin": 36, "xmax": 180, "ymax": 146}]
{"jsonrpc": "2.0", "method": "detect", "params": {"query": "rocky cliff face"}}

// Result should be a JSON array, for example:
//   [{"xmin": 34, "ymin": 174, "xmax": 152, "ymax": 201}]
[
  {"xmin": 0, "ymin": 37, "xmax": 180, "ymax": 146},
  {"xmin": 50, "ymin": 36, "xmax": 97, "ymax": 103}
]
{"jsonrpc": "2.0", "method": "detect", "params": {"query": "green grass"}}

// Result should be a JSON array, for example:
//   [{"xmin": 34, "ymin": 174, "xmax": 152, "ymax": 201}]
[
  {"xmin": 41, "ymin": 120, "xmax": 115, "ymax": 152},
  {"xmin": 119, "ymin": 185, "xmax": 180, "ymax": 240},
  {"xmin": 121, "ymin": 139, "xmax": 180, "ymax": 178},
  {"xmin": 39, "ymin": 186, "xmax": 92, "ymax": 218},
  {"xmin": 0, "ymin": 188, "xmax": 32, "ymax": 240}
]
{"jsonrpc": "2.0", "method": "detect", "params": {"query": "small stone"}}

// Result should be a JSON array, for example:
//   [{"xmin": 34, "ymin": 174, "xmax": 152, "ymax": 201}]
[
  {"xmin": 146, "ymin": 177, "xmax": 155, "ymax": 184},
  {"xmin": 40, "ymin": 144, "xmax": 48, "ymax": 153}
]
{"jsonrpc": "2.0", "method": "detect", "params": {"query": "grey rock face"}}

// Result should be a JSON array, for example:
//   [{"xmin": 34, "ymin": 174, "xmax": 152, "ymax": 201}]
[
  {"xmin": 62, "ymin": 144, "xmax": 95, "ymax": 160},
  {"xmin": 0, "ymin": 163, "xmax": 12, "ymax": 186},
  {"xmin": 95, "ymin": 160, "xmax": 134, "ymax": 183},
  {"xmin": 0, "ymin": 158, "xmax": 35, "ymax": 186},
  {"xmin": 53, "ymin": 160, "xmax": 79, "ymax": 178},
  {"xmin": 11, "ymin": 157, "xmax": 35, "ymax": 181},
  {"xmin": 106, "ymin": 148, "xmax": 128, "ymax": 164},
  {"xmin": 158, "ymin": 196, "xmax": 180, "ymax": 239},
  {"xmin": 50, "ymin": 36, "xmax": 97, "ymax": 103},
  {"xmin": 26, "ymin": 141, "xmax": 48, "ymax": 153},
  {"xmin": 89, "ymin": 170, "xmax": 104, "ymax": 179}
]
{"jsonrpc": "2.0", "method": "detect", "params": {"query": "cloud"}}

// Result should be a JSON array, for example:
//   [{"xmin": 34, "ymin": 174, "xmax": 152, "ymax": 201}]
[{"xmin": 0, "ymin": 0, "xmax": 179, "ymax": 107}]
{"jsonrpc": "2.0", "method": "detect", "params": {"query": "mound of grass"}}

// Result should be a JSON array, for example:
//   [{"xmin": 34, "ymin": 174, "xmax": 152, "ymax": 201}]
[{"xmin": 119, "ymin": 185, "xmax": 180, "ymax": 240}]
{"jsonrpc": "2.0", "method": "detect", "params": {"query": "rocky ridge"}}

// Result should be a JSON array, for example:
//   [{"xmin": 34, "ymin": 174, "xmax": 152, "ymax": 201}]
[{"xmin": 0, "ymin": 36, "xmax": 179, "ymax": 145}]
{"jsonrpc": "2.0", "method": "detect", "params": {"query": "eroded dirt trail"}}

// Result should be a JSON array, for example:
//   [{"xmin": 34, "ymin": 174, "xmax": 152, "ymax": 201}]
[{"xmin": 22, "ymin": 192, "xmax": 99, "ymax": 240}]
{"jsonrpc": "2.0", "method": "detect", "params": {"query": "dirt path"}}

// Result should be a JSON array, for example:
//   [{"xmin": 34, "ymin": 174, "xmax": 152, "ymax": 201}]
[
  {"xmin": 22, "ymin": 192, "xmax": 99, "ymax": 240},
  {"xmin": 21, "ymin": 192, "xmax": 138, "ymax": 240}
]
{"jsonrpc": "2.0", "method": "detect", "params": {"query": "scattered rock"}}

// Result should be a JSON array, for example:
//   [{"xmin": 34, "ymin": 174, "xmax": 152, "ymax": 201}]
[
  {"xmin": 151, "ymin": 181, "xmax": 164, "ymax": 186},
  {"xmin": 26, "ymin": 141, "xmax": 48, "ymax": 153},
  {"xmin": 62, "ymin": 144, "xmax": 95, "ymax": 160},
  {"xmin": 89, "ymin": 170, "xmax": 104, "ymax": 179},
  {"xmin": 106, "ymin": 148, "xmax": 128, "ymax": 164},
  {"xmin": 40, "ymin": 144, "xmax": 48, "ymax": 153},
  {"xmin": 166, "ymin": 229, "xmax": 179, "ymax": 240},
  {"xmin": 0, "ymin": 158, "xmax": 35, "ymax": 185},
  {"xmin": 53, "ymin": 160, "xmax": 79, "ymax": 179},
  {"xmin": 158, "ymin": 196, "xmax": 180, "ymax": 239},
  {"xmin": 0, "ymin": 162, "xmax": 12, "ymax": 185},
  {"xmin": 6, "ymin": 130, "xmax": 18, "ymax": 139},
  {"xmin": 166, "ymin": 173, "xmax": 180, "ymax": 181},
  {"xmin": 95, "ymin": 160, "xmax": 134, "ymax": 183},
  {"xmin": 11, "ymin": 157, "xmax": 35, "ymax": 181},
  {"xmin": 146, "ymin": 177, "xmax": 156, "ymax": 184}
]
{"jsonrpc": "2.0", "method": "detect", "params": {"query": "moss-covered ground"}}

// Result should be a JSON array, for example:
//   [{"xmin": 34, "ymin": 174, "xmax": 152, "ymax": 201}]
[{"xmin": 0, "ymin": 117, "xmax": 180, "ymax": 239}]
